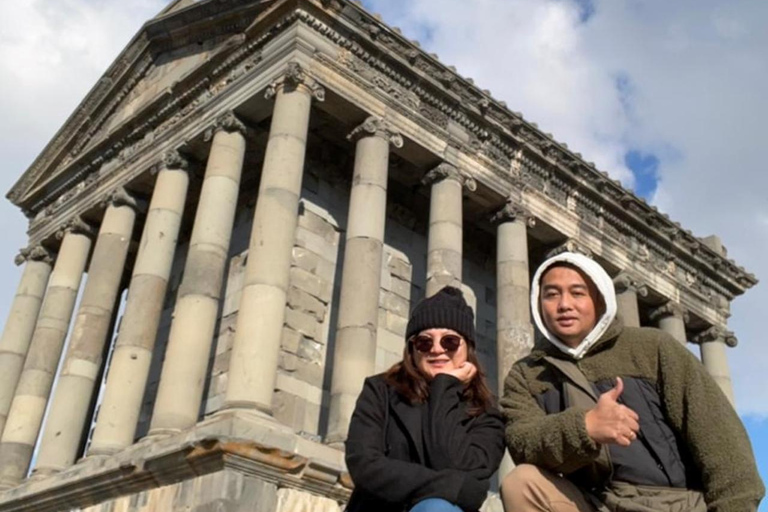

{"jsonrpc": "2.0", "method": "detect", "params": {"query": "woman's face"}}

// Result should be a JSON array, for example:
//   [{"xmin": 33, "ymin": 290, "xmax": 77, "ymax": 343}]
[{"xmin": 411, "ymin": 328, "xmax": 468, "ymax": 380}]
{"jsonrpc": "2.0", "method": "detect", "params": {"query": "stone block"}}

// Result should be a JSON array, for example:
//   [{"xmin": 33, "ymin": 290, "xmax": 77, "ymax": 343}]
[
  {"xmin": 285, "ymin": 307, "xmax": 323, "ymax": 341},
  {"xmin": 294, "ymin": 358, "xmax": 324, "ymax": 388},
  {"xmin": 288, "ymin": 287, "xmax": 327, "ymax": 322},
  {"xmin": 380, "ymin": 290, "xmax": 410, "ymax": 318},
  {"xmin": 384, "ymin": 310, "xmax": 408, "ymax": 336},
  {"xmin": 279, "ymin": 352, "xmax": 299, "ymax": 372},
  {"xmin": 273, "ymin": 389, "xmax": 307, "ymax": 433},
  {"xmin": 290, "ymin": 267, "xmax": 333, "ymax": 303},
  {"xmin": 292, "ymin": 246, "xmax": 321, "ymax": 273},
  {"xmin": 203, "ymin": 393, "xmax": 224, "ymax": 415},
  {"xmin": 298, "ymin": 210, "xmax": 339, "ymax": 243},
  {"xmin": 275, "ymin": 488, "xmax": 342, "ymax": 512},
  {"xmin": 276, "ymin": 373, "xmax": 323, "ymax": 405},
  {"xmin": 390, "ymin": 275, "xmax": 411, "ymax": 299},
  {"xmin": 377, "ymin": 327, "xmax": 404, "ymax": 354},
  {"xmin": 297, "ymin": 337, "xmax": 324, "ymax": 365},
  {"xmin": 236, "ymin": 476, "xmax": 278, "ymax": 512},
  {"xmin": 387, "ymin": 254, "xmax": 412, "ymax": 282},
  {"xmin": 281, "ymin": 327, "xmax": 302, "ymax": 354},
  {"xmin": 295, "ymin": 228, "xmax": 340, "ymax": 264},
  {"xmin": 222, "ymin": 253, "xmax": 247, "ymax": 316},
  {"xmin": 212, "ymin": 349, "xmax": 231, "ymax": 376}
]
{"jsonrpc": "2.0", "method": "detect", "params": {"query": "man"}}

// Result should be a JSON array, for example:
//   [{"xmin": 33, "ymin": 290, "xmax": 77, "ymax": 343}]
[{"xmin": 500, "ymin": 252, "xmax": 764, "ymax": 512}]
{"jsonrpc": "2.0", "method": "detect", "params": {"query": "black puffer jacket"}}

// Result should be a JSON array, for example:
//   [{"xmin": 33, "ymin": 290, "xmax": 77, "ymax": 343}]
[{"xmin": 345, "ymin": 373, "xmax": 505, "ymax": 512}]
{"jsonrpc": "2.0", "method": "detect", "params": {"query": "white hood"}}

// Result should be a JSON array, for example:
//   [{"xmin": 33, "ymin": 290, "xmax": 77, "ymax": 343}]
[{"xmin": 530, "ymin": 252, "xmax": 617, "ymax": 360}]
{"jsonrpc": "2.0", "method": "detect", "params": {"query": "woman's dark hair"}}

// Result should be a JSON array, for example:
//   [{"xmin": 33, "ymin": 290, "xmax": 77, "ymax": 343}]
[{"xmin": 384, "ymin": 335, "xmax": 495, "ymax": 417}]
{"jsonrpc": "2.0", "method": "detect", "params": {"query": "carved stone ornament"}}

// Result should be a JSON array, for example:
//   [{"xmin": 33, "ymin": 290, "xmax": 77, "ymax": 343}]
[
  {"xmin": 265, "ymin": 62, "xmax": 325, "ymax": 102},
  {"xmin": 347, "ymin": 116, "xmax": 404, "ymax": 148},
  {"xmin": 612, "ymin": 272, "xmax": 649, "ymax": 297},
  {"xmin": 648, "ymin": 302, "xmax": 688, "ymax": 323},
  {"xmin": 421, "ymin": 162, "xmax": 476, "ymax": 191},
  {"xmin": 216, "ymin": 111, "xmax": 248, "ymax": 135},
  {"xmin": 692, "ymin": 325, "xmax": 738, "ymax": 347},
  {"xmin": 102, "ymin": 187, "xmax": 146, "ymax": 213},
  {"xmin": 546, "ymin": 240, "xmax": 592, "ymax": 260},
  {"xmin": 490, "ymin": 201, "xmax": 536, "ymax": 228},
  {"xmin": 14, "ymin": 245, "xmax": 54, "ymax": 266},
  {"xmin": 161, "ymin": 149, "xmax": 190, "ymax": 172},
  {"xmin": 55, "ymin": 216, "xmax": 96, "ymax": 240}
]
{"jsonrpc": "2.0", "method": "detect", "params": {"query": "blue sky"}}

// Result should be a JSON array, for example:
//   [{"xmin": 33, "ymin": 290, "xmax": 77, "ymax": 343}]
[{"xmin": 0, "ymin": 0, "xmax": 766, "ymax": 504}]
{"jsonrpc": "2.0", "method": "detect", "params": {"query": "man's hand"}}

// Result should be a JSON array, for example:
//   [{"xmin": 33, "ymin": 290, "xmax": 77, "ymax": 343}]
[
  {"xmin": 443, "ymin": 362, "xmax": 477, "ymax": 385},
  {"xmin": 584, "ymin": 377, "xmax": 640, "ymax": 446}
]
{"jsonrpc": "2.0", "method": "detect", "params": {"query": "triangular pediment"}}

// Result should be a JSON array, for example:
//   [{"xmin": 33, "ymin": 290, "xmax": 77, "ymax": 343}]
[{"xmin": 8, "ymin": 0, "xmax": 279, "ymax": 211}]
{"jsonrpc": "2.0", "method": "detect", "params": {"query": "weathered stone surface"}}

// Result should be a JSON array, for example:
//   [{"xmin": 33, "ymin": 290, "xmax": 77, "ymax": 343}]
[
  {"xmin": 387, "ymin": 255, "xmax": 412, "ymax": 282},
  {"xmin": 289, "ymin": 267, "xmax": 333, "ymax": 303},
  {"xmin": 279, "ymin": 352, "xmax": 298, "ymax": 372},
  {"xmin": 284, "ymin": 307, "xmax": 323, "ymax": 341},
  {"xmin": 275, "ymin": 487, "xmax": 341, "ymax": 512},
  {"xmin": 280, "ymin": 327, "xmax": 302, "ymax": 354},
  {"xmin": 297, "ymin": 337, "xmax": 323, "ymax": 364},
  {"xmin": 288, "ymin": 287, "xmax": 327, "ymax": 322},
  {"xmin": 379, "ymin": 290, "xmax": 410, "ymax": 318}
]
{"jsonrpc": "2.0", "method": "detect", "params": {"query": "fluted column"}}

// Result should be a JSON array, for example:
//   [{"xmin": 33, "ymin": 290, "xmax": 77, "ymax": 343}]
[
  {"xmin": 423, "ymin": 163, "xmax": 475, "ymax": 297},
  {"xmin": 0, "ymin": 246, "xmax": 54, "ymax": 435},
  {"xmin": 88, "ymin": 152, "xmax": 190, "ymax": 456},
  {"xmin": 650, "ymin": 302, "xmax": 687, "ymax": 346},
  {"xmin": 148, "ymin": 113, "xmax": 246, "ymax": 435},
  {"xmin": 224, "ymin": 64, "xmax": 324, "ymax": 415},
  {"xmin": 326, "ymin": 117, "xmax": 402, "ymax": 445},
  {"xmin": 694, "ymin": 327, "xmax": 736, "ymax": 406},
  {"xmin": 613, "ymin": 273, "xmax": 646, "ymax": 328},
  {"xmin": 492, "ymin": 201, "xmax": 535, "ymax": 479},
  {"xmin": 0, "ymin": 220, "xmax": 93, "ymax": 487},
  {"xmin": 34, "ymin": 190, "xmax": 140, "ymax": 475}
]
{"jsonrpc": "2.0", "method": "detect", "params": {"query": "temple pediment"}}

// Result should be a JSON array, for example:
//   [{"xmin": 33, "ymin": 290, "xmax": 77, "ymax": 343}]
[{"xmin": 7, "ymin": 0, "xmax": 277, "ymax": 212}]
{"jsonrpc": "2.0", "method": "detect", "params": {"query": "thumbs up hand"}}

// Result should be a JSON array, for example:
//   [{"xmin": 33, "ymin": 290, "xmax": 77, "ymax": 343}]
[{"xmin": 584, "ymin": 377, "xmax": 640, "ymax": 447}]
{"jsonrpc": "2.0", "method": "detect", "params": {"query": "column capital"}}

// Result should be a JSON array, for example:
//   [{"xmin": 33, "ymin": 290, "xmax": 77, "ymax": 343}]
[
  {"xmin": 265, "ymin": 62, "xmax": 325, "ymax": 102},
  {"xmin": 490, "ymin": 200, "xmax": 536, "ymax": 227},
  {"xmin": 421, "ymin": 162, "xmax": 477, "ymax": 191},
  {"xmin": 154, "ymin": 149, "xmax": 190, "ymax": 175},
  {"xmin": 649, "ymin": 301, "xmax": 688, "ymax": 323},
  {"xmin": 347, "ymin": 116, "xmax": 404, "ymax": 148},
  {"xmin": 101, "ymin": 187, "xmax": 147, "ymax": 214},
  {"xmin": 14, "ymin": 245, "xmax": 54, "ymax": 266},
  {"xmin": 56, "ymin": 216, "xmax": 96, "ymax": 240},
  {"xmin": 205, "ymin": 112, "xmax": 248, "ymax": 140},
  {"xmin": 546, "ymin": 239, "xmax": 592, "ymax": 260},
  {"xmin": 692, "ymin": 325, "xmax": 738, "ymax": 347},
  {"xmin": 613, "ymin": 272, "xmax": 649, "ymax": 297}
]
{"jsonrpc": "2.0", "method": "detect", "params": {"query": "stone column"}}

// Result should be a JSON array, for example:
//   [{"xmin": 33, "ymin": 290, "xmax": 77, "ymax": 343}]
[
  {"xmin": 0, "ymin": 220, "xmax": 93, "ymax": 487},
  {"xmin": 148, "ymin": 114, "xmax": 246, "ymax": 436},
  {"xmin": 492, "ymin": 202, "xmax": 535, "ymax": 393},
  {"xmin": 326, "ymin": 117, "xmax": 402, "ymax": 446},
  {"xmin": 0, "ymin": 246, "xmax": 54, "ymax": 435},
  {"xmin": 649, "ymin": 302, "xmax": 687, "ymax": 346},
  {"xmin": 613, "ymin": 273, "xmax": 646, "ymax": 328},
  {"xmin": 492, "ymin": 201, "xmax": 535, "ymax": 480},
  {"xmin": 694, "ymin": 327, "xmax": 736, "ymax": 406},
  {"xmin": 33, "ymin": 190, "xmax": 140, "ymax": 475},
  {"xmin": 224, "ymin": 63, "xmax": 324, "ymax": 415},
  {"xmin": 88, "ymin": 152, "xmax": 190, "ymax": 456},
  {"xmin": 422, "ymin": 163, "xmax": 475, "ymax": 297}
]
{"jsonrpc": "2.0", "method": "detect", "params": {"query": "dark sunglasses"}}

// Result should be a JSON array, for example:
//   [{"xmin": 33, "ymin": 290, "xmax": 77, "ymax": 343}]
[{"xmin": 410, "ymin": 334, "xmax": 463, "ymax": 354}]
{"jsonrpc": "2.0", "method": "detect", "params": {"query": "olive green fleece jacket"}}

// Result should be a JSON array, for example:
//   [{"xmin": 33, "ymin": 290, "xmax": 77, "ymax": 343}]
[{"xmin": 500, "ymin": 319, "xmax": 765, "ymax": 512}]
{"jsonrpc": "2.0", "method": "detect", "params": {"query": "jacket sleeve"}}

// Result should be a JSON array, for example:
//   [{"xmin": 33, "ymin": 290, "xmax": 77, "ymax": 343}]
[
  {"xmin": 499, "ymin": 362, "xmax": 602, "ymax": 474},
  {"xmin": 345, "ymin": 376, "xmax": 488, "ymax": 511},
  {"xmin": 656, "ymin": 335, "xmax": 765, "ymax": 512},
  {"xmin": 422, "ymin": 374, "xmax": 505, "ymax": 481}
]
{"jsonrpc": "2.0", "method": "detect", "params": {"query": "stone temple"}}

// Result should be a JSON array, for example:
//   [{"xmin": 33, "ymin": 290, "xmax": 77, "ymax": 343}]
[{"xmin": 0, "ymin": 0, "xmax": 756, "ymax": 510}]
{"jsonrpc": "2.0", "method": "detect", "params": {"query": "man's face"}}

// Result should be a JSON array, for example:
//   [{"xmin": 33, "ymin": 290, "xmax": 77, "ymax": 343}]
[{"xmin": 539, "ymin": 265, "xmax": 600, "ymax": 348}]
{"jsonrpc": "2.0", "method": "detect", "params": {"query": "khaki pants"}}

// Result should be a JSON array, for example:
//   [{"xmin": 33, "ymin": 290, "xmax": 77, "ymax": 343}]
[
  {"xmin": 501, "ymin": 464, "xmax": 707, "ymax": 512},
  {"xmin": 500, "ymin": 464, "xmax": 596, "ymax": 512}
]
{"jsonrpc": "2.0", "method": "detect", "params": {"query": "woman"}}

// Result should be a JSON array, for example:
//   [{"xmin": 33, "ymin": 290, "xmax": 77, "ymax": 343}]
[{"xmin": 345, "ymin": 286, "xmax": 505, "ymax": 512}]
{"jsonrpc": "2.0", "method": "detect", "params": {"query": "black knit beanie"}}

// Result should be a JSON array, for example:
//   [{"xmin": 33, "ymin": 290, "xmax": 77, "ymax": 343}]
[{"xmin": 405, "ymin": 286, "xmax": 475, "ymax": 345}]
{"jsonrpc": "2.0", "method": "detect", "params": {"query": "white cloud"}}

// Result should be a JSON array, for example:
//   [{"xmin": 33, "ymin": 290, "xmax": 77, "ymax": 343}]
[
  {"xmin": 365, "ymin": 0, "xmax": 768, "ymax": 416},
  {"xmin": 0, "ymin": 0, "xmax": 765, "ymax": 417}
]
